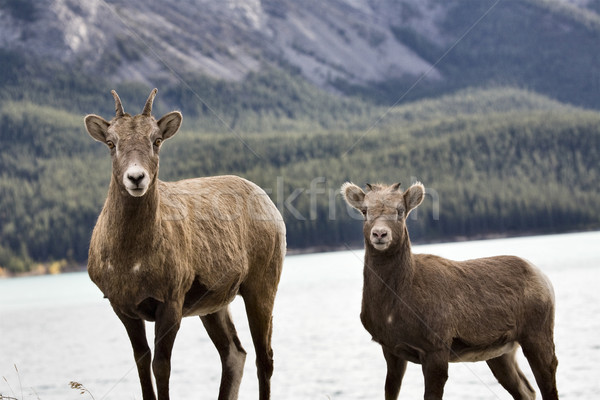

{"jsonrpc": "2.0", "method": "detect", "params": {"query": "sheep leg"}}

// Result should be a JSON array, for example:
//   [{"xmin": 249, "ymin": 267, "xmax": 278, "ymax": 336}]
[
  {"xmin": 114, "ymin": 310, "xmax": 156, "ymax": 400},
  {"xmin": 153, "ymin": 301, "xmax": 182, "ymax": 400},
  {"xmin": 521, "ymin": 336, "xmax": 559, "ymax": 400},
  {"xmin": 420, "ymin": 351, "xmax": 448, "ymax": 400},
  {"xmin": 242, "ymin": 290, "xmax": 276, "ymax": 400},
  {"xmin": 382, "ymin": 347, "xmax": 407, "ymax": 400},
  {"xmin": 201, "ymin": 307, "xmax": 247, "ymax": 400},
  {"xmin": 486, "ymin": 348, "xmax": 536, "ymax": 400}
]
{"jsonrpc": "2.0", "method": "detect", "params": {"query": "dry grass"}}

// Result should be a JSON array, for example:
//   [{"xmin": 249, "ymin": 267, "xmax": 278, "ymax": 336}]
[
  {"xmin": 68, "ymin": 382, "xmax": 95, "ymax": 399},
  {"xmin": 1, "ymin": 365, "xmax": 94, "ymax": 400}
]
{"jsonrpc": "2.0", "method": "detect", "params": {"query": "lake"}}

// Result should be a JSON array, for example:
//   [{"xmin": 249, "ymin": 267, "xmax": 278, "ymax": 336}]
[{"xmin": 1, "ymin": 231, "xmax": 599, "ymax": 399}]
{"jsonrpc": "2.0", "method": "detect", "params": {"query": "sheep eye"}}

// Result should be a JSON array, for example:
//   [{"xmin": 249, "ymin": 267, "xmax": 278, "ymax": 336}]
[
  {"xmin": 106, "ymin": 140, "xmax": 115, "ymax": 149},
  {"xmin": 154, "ymin": 138, "xmax": 163, "ymax": 147},
  {"xmin": 361, "ymin": 209, "xmax": 368, "ymax": 217}
]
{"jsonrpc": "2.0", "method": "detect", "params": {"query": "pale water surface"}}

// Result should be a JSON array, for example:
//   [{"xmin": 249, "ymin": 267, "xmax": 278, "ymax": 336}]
[{"xmin": 1, "ymin": 231, "xmax": 599, "ymax": 399}]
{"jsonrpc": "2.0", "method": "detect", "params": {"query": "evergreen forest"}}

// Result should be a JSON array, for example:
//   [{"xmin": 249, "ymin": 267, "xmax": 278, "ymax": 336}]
[{"xmin": 1, "ymin": 73, "xmax": 599, "ymax": 273}]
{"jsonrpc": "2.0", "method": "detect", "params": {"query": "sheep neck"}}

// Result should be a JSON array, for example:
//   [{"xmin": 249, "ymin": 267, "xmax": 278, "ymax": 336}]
[
  {"xmin": 364, "ymin": 225, "xmax": 415, "ymax": 292},
  {"xmin": 105, "ymin": 178, "xmax": 161, "ymax": 250}
]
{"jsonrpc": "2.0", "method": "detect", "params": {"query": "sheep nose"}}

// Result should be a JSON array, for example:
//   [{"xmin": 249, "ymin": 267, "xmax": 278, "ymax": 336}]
[
  {"xmin": 371, "ymin": 228, "xmax": 389, "ymax": 239},
  {"xmin": 127, "ymin": 171, "xmax": 145, "ymax": 185}
]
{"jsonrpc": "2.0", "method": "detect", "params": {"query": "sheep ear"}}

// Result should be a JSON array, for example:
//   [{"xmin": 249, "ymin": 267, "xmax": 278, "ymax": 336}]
[
  {"xmin": 404, "ymin": 182, "xmax": 425, "ymax": 214},
  {"xmin": 157, "ymin": 111, "xmax": 182, "ymax": 140},
  {"xmin": 84, "ymin": 114, "xmax": 110, "ymax": 142},
  {"xmin": 341, "ymin": 182, "xmax": 366, "ymax": 210}
]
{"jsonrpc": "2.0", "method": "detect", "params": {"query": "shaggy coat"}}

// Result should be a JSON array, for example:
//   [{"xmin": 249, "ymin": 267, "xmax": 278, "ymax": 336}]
[
  {"xmin": 85, "ymin": 89, "xmax": 285, "ymax": 400},
  {"xmin": 342, "ymin": 182, "xmax": 558, "ymax": 400}
]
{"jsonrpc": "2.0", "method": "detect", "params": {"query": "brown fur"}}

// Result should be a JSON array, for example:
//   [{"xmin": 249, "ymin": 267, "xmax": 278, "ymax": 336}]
[
  {"xmin": 85, "ymin": 89, "xmax": 285, "ymax": 400},
  {"xmin": 341, "ymin": 181, "xmax": 558, "ymax": 400}
]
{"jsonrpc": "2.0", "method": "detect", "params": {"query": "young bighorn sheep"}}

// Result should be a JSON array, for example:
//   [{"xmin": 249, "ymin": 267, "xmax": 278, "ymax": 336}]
[
  {"xmin": 84, "ymin": 89, "xmax": 286, "ymax": 400},
  {"xmin": 341, "ymin": 182, "xmax": 558, "ymax": 400}
]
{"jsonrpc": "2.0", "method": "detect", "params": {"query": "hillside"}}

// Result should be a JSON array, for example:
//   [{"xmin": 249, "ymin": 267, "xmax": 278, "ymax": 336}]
[{"xmin": 1, "ymin": 87, "xmax": 599, "ymax": 273}]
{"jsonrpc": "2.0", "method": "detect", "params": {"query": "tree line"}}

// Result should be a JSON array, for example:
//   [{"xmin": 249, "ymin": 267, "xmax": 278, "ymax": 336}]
[{"xmin": 1, "ymin": 87, "xmax": 599, "ymax": 273}]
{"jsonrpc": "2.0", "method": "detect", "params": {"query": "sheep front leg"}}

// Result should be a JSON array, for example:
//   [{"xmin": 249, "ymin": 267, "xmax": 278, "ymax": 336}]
[
  {"xmin": 153, "ymin": 301, "xmax": 183, "ymax": 400},
  {"xmin": 114, "ymin": 309, "xmax": 156, "ymax": 400},
  {"xmin": 382, "ymin": 347, "xmax": 407, "ymax": 400},
  {"xmin": 421, "ymin": 351, "xmax": 449, "ymax": 400}
]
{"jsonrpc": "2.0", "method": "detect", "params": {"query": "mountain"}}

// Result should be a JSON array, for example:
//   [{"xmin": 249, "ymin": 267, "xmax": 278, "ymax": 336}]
[
  {"xmin": 1, "ymin": 0, "xmax": 600, "ymax": 108},
  {"xmin": 0, "ymin": 0, "xmax": 437, "ymax": 86}
]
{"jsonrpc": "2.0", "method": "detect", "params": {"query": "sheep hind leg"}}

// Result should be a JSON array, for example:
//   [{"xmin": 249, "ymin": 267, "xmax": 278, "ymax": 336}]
[
  {"xmin": 486, "ymin": 347, "xmax": 536, "ymax": 400},
  {"xmin": 200, "ymin": 307, "xmax": 247, "ymax": 400},
  {"xmin": 521, "ymin": 335, "xmax": 559, "ymax": 400},
  {"xmin": 240, "ymin": 285, "xmax": 279, "ymax": 400}
]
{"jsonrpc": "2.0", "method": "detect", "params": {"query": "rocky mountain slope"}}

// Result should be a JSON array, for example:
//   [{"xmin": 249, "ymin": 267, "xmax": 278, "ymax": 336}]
[
  {"xmin": 0, "ymin": 0, "xmax": 441, "ymax": 87},
  {"xmin": 2, "ymin": 0, "xmax": 598, "ymax": 107}
]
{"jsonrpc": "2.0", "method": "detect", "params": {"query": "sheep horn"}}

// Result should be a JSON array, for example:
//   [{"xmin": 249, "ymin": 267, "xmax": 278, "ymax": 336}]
[
  {"xmin": 365, "ymin": 183, "xmax": 373, "ymax": 191},
  {"xmin": 391, "ymin": 182, "xmax": 402, "ymax": 191},
  {"xmin": 111, "ymin": 90, "xmax": 125, "ymax": 118},
  {"xmin": 142, "ymin": 88, "xmax": 158, "ymax": 116}
]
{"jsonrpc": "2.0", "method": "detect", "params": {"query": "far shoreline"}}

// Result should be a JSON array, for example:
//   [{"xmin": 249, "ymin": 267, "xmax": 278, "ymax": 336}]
[{"xmin": 2, "ymin": 228, "xmax": 598, "ymax": 279}]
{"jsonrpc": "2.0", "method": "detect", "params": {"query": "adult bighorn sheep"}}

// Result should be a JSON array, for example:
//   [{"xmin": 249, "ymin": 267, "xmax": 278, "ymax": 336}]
[
  {"xmin": 341, "ymin": 181, "xmax": 558, "ymax": 400},
  {"xmin": 84, "ymin": 89, "xmax": 285, "ymax": 400}
]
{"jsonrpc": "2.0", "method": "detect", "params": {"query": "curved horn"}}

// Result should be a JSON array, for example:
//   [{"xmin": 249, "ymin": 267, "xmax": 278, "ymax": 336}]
[
  {"xmin": 365, "ymin": 183, "xmax": 373, "ymax": 191},
  {"xmin": 111, "ymin": 90, "xmax": 125, "ymax": 118},
  {"xmin": 142, "ymin": 88, "xmax": 158, "ymax": 116},
  {"xmin": 391, "ymin": 182, "xmax": 402, "ymax": 191}
]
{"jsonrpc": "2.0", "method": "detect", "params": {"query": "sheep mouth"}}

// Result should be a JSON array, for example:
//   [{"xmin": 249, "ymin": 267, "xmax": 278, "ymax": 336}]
[
  {"xmin": 127, "ymin": 187, "xmax": 148, "ymax": 197},
  {"xmin": 371, "ymin": 240, "xmax": 391, "ymax": 251}
]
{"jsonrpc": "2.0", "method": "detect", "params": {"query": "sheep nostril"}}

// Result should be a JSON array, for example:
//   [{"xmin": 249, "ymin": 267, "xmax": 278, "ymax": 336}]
[
  {"xmin": 128, "ymin": 172, "xmax": 145, "ymax": 185},
  {"xmin": 372, "ymin": 228, "xmax": 388, "ymax": 239}
]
